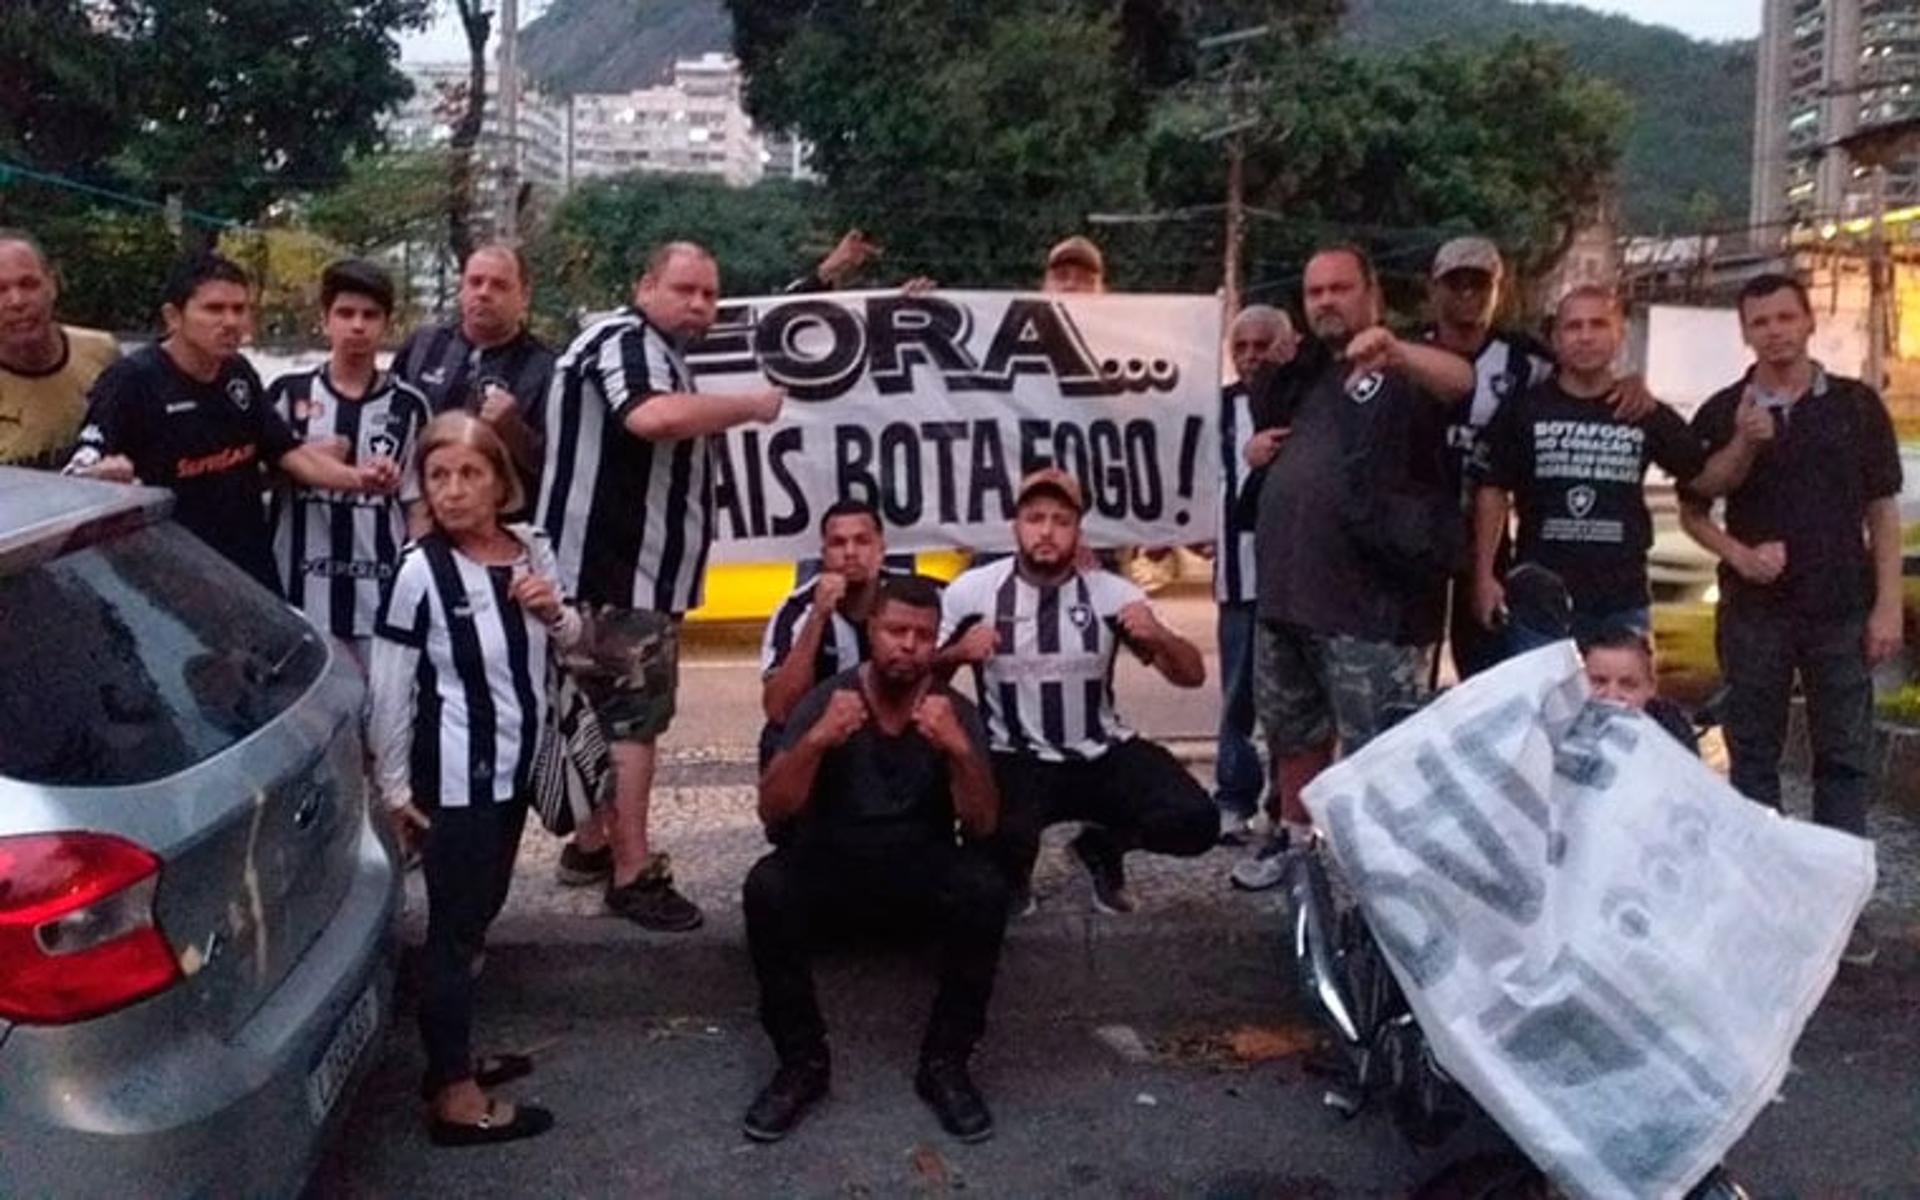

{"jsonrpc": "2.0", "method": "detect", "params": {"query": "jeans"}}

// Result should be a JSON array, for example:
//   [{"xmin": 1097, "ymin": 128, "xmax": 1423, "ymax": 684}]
[
  {"xmin": 742, "ymin": 841, "xmax": 1009, "ymax": 1065},
  {"xmin": 1717, "ymin": 604, "xmax": 1874, "ymax": 835},
  {"xmin": 989, "ymin": 739, "xmax": 1218, "ymax": 889},
  {"xmin": 420, "ymin": 799, "xmax": 528, "ymax": 1090},
  {"xmin": 1508, "ymin": 604, "xmax": 1650, "ymax": 656},
  {"xmin": 1214, "ymin": 601, "xmax": 1263, "ymax": 818}
]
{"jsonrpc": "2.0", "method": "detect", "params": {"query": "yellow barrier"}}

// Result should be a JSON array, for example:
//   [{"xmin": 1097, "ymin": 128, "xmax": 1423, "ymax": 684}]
[{"xmin": 686, "ymin": 550, "xmax": 972, "ymax": 623}]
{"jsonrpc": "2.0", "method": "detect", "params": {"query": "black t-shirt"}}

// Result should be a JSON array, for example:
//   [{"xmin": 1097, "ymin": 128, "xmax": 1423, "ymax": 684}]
[
  {"xmin": 1480, "ymin": 380, "xmax": 1707, "ymax": 613},
  {"xmin": 1684, "ymin": 367, "xmax": 1902, "ymax": 619},
  {"xmin": 775, "ymin": 669, "xmax": 989, "ymax": 856},
  {"xmin": 1248, "ymin": 339, "xmax": 1451, "ymax": 644},
  {"xmin": 71, "ymin": 345, "xmax": 296, "ymax": 592}
]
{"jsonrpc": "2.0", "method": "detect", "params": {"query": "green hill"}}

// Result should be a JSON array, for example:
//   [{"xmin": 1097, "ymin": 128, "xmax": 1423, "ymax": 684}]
[
  {"xmin": 521, "ymin": 0, "xmax": 730, "ymax": 94},
  {"xmin": 520, "ymin": 0, "xmax": 1753, "ymax": 233},
  {"xmin": 1343, "ymin": 0, "xmax": 1754, "ymax": 231}
]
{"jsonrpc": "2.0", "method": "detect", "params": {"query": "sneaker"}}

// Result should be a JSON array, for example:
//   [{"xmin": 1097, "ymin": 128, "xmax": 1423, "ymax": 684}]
[
  {"xmin": 555, "ymin": 842, "xmax": 613, "ymax": 887},
  {"xmin": 914, "ymin": 1057, "xmax": 993, "ymax": 1143},
  {"xmin": 742, "ymin": 1059, "xmax": 829, "ymax": 1142},
  {"xmin": 605, "ymin": 853, "xmax": 704, "ymax": 932},
  {"xmin": 1229, "ymin": 830, "xmax": 1292, "ymax": 892},
  {"xmin": 1070, "ymin": 829, "xmax": 1135, "ymax": 915},
  {"xmin": 1842, "ymin": 921, "xmax": 1880, "ymax": 968},
  {"xmin": 1217, "ymin": 809, "xmax": 1253, "ymax": 847}
]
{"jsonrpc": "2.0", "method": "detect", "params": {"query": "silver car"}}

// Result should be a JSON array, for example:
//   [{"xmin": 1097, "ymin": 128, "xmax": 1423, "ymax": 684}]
[{"xmin": 0, "ymin": 469, "xmax": 398, "ymax": 1196}]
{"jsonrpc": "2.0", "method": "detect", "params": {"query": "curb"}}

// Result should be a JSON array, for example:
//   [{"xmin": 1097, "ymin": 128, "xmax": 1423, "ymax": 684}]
[{"xmin": 402, "ymin": 898, "xmax": 1297, "ymax": 1027}]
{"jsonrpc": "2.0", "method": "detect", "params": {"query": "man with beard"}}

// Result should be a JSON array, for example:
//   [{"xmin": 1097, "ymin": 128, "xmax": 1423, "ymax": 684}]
[
  {"xmin": 941, "ymin": 469, "xmax": 1215, "ymax": 917},
  {"xmin": 1229, "ymin": 244, "xmax": 1474, "ymax": 891},
  {"xmin": 0, "ymin": 229, "xmax": 119, "ymax": 469},
  {"xmin": 538, "ymin": 241, "xmax": 784, "ymax": 931},
  {"xmin": 65, "ymin": 253, "xmax": 401, "ymax": 593},
  {"xmin": 742, "ymin": 574, "xmax": 1005, "ymax": 1144},
  {"xmin": 757, "ymin": 499, "xmax": 898, "ymax": 766},
  {"xmin": 394, "ymin": 242, "xmax": 552, "ymax": 515}
]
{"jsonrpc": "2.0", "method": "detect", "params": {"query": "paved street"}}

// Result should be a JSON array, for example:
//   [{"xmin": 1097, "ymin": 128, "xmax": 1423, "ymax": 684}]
[{"xmin": 306, "ymin": 591, "xmax": 1920, "ymax": 1198}]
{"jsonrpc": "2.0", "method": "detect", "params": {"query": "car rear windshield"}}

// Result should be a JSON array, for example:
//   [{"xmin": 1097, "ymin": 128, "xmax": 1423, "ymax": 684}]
[{"xmin": 0, "ymin": 522, "xmax": 327, "ymax": 787}]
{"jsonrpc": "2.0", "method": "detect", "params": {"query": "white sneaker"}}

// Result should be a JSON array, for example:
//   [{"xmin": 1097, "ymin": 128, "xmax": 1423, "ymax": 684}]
[
  {"xmin": 1217, "ymin": 810, "xmax": 1253, "ymax": 846},
  {"xmin": 1229, "ymin": 831, "xmax": 1292, "ymax": 891}
]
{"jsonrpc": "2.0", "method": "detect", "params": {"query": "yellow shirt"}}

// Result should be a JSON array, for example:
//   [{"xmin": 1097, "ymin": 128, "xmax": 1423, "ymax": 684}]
[{"xmin": 0, "ymin": 326, "xmax": 121, "ymax": 469}]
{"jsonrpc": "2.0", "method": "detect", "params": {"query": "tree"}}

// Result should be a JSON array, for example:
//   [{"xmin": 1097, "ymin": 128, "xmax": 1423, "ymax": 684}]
[
  {"xmin": 309, "ymin": 148, "xmax": 452, "ymax": 255},
  {"xmin": 447, "ymin": 0, "xmax": 495, "ymax": 266},
  {"xmin": 724, "ymin": 0, "xmax": 1166, "ymax": 286},
  {"xmin": 0, "ymin": 1, "xmax": 131, "ymax": 175},
  {"xmin": 531, "ymin": 175, "xmax": 831, "ymax": 331},
  {"xmin": 101, "ymin": 0, "xmax": 434, "ymax": 236},
  {"xmin": 1144, "ymin": 35, "xmax": 1625, "ymax": 306}
]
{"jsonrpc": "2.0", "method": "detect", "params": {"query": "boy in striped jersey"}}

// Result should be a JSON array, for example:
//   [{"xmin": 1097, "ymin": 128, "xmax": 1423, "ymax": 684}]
[
  {"xmin": 539, "ymin": 241, "xmax": 785, "ymax": 931},
  {"xmin": 940, "ymin": 469, "xmax": 1217, "ymax": 915},
  {"xmin": 269, "ymin": 259, "xmax": 429, "ymax": 665}
]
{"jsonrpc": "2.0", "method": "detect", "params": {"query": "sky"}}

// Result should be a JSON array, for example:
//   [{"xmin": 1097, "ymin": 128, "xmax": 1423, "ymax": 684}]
[{"xmin": 398, "ymin": 0, "xmax": 1763, "ymax": 64}]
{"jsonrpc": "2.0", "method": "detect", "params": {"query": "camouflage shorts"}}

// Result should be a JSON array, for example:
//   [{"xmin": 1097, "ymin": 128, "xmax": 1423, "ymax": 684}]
[
  {"xmin": 1253, "ymin": 621, "xmax": 1430, "ymax": 757},
  {"xmin": 562, "ymin": 607, "xmax": 680, "ymax": 743}
]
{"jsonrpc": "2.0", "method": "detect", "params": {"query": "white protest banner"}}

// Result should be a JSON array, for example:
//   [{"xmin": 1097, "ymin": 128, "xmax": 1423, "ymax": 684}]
[
  {"xmin": 684, "ymin": 290, "xmax": 1222, "ymax": 561},
  {"xmin": 1302, "ymin": 644, "xmax": 1875, "ymax": 1200}
]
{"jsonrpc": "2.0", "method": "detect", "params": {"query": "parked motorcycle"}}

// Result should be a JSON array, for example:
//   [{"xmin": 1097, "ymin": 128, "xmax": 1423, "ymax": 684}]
[{"xmin": 1283, "ymin": 567, "xmax": 1746, "ymax": 1199}]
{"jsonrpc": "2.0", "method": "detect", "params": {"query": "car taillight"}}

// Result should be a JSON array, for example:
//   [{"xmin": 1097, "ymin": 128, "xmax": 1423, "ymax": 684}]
[{"xmin": 0, "ymin": 832, "xmax": 181, "ymax": 1024}]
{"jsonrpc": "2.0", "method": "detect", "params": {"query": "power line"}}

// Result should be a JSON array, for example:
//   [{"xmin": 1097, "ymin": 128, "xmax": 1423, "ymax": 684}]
[{"xmin": 0, "ymin": 159, "xmax": 242, "ymax": 229}]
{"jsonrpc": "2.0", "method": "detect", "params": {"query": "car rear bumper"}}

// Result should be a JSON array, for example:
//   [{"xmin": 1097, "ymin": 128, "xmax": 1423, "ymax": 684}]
[{"xmin": 0, "ymin": 813, "xmax": 398, "ymax": 1199}]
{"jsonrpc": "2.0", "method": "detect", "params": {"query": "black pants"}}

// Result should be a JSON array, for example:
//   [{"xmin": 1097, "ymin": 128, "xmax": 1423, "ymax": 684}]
[
  {"xmin": 742, "ymin": 841, "xmax": 1009, "ymax": 1066},
  {"xmin": 990, "ymin": 738, "xmax": 1217, "ymax": 887},
  {"xmin": 420, "ymin": 799, "xmax": 528, "ymax": 1091},
  {"xmin": 1718, "ymin": 604, "xmax": 1874, "ymax": 836}
]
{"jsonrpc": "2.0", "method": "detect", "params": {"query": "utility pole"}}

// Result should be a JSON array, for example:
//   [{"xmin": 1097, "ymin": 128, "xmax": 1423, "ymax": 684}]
[
  {"xmin": 1869, "ymin": 163, "xmax": 1889, "ymax": 390},
  {"xmin": 1195, "ymin": 25, "xmax": 1271, "ymax": 320},
  {"xmin": 498, "ymin": 0, "xmax": 521, "ymax": 240}
]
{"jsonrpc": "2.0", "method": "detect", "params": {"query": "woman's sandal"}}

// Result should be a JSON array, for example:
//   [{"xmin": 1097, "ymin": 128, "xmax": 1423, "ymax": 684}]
[
  {"xmin": 427, "ymin": 1099, "xmax": 555, "ymax": 1148},
  {"xmin": 419, "ymin": 1053, "xmax": 535, "ymax": 1102}
]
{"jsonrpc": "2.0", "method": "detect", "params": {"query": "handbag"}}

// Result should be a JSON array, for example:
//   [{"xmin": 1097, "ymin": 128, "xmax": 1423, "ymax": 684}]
[{"xmin": 530, "ymin": 659, "xmax": 611, "ymax": 837}]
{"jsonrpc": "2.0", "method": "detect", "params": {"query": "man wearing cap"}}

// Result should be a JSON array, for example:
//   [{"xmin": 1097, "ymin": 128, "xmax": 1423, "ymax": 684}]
[
  {"xmin": 1043, "ymin": 236, "xmax": 1106, "ymax": 295},
  {"xmin": 1423, "ymin": 235, "xmax": 1659, "ymax": 677},
  {"xmin": 940, "ymin": 468, "xmax": 1216, "ymax": 916},
  {"xmin": 1229, "ymin": 243, "xmax": 1475, "ymax": 892}
]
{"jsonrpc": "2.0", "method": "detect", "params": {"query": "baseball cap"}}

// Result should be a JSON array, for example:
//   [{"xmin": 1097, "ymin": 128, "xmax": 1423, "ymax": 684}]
[
  {"xmin": 1045, "ymin": 236, "xmax": 1105, "ymax": 276},
  {"xmin": 1014, "ymin": 467, "xmax": 1084, "ymax": 513},
  {"xmin": 1431, "ymin": 236, "xmax": 1504, "ymax": 279}
]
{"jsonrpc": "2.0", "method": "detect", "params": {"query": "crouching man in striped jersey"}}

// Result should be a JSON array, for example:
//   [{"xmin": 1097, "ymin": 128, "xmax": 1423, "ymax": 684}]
[
  {"xmin": 940, "ymin": 468, "xmax": 1217, "ymax": 915},
  {"xmin": 538, "ymin": 240, "xmax": 785, "ymax": 931}
]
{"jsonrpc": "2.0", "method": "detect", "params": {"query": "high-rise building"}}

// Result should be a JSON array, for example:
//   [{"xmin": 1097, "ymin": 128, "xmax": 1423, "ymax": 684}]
[
  {"xmin": 387, "ymin": 61, "xmax": 568, "ymax": 205},
  {"xmin": 566, "ymin": 53, "xmax": 767, "ymax": 188},
  {"xmin": 1752, "ymin": 0, "xmax": 1920, "ymax": 240}
]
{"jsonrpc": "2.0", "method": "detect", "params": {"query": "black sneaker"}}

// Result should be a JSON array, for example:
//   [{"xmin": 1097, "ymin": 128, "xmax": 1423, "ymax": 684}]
[
  {"xmin": 555, "ymin": 842, "xmax": 613, "ymax": 887},
  {"xmin": 1070, "ymin": 828, "xmax": 1134, "ymax": 914},
  {"xmin": 915, "ymin": 1057, "xmax": 993, "ymax": 1143},
  {"xmin": 742, "ymin": 1059, "xmax": 829, "ymax": 1142},
  {"xmin": 605, "ymin": 854, "xmax": 704, "ymax": 932}
]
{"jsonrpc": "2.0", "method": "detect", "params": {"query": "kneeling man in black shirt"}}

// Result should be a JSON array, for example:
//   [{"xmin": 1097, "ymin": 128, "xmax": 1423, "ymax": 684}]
[{"xmin": 743, "ymin": 574, "xmax": 1006, "ymax": 1144}]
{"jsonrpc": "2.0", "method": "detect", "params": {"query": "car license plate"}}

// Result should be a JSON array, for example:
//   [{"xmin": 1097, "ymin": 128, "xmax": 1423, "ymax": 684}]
[{"xmin": 306, "ymin": 982, "xmax": 379, "ymax": 1124}]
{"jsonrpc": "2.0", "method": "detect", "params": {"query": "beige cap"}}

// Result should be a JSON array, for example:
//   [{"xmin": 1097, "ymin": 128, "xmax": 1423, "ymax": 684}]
[
  {"xmin": 1045, "ymin": 236, "xmax": 1105, "ymax": 276},
  {"xmin": 1431, "ymin": 236, "xmax": 1504, "ymax": 279},
  {"xmin": 1014, "ymin": 466, "xmax": 1085, "ymax": 513}
]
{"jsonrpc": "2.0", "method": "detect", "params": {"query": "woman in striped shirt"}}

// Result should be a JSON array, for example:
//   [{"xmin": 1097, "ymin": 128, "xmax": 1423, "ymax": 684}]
[{"xmin": 370, "ymin": 411, "xmax": 581, "ymax": 1146}]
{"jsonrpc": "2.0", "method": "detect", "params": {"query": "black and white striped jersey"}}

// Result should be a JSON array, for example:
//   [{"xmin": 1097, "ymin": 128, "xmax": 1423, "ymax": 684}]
[
  {"xmin": 760, "ymin": 569, "xmax": 915, "ymax": 684},
  {"xmin": 939, "ymin": 558, "xmax": 1145, "ymax": 762},
  {"xmin": 538, "ymin": 308, "xmax": 714, "ymax": 615},
  {"xmin": 1216, "ymin": 381, "xmax": 1259, "ymax": 605},
  {"xmin": 267, "ymin": 368, "xmax": 429, "ymax": 639},
  {"xmin": 369, "ymin": 526, "xmax": 560, "ymax": 810},
  {"xmin": 1422, "ymin": 328, "xmax": 1556, "ymax": 507}
]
